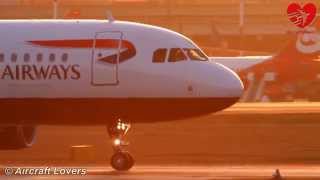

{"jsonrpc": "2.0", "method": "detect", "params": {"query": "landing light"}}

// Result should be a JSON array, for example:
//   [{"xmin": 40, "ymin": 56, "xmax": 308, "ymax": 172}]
[
  {"xmin": 117, "ymin": 123, "xmax": 126, "ymax": 130},
  {"xmin": 113, "ymin": 139, "xmax": 121, "ymax": 146}
]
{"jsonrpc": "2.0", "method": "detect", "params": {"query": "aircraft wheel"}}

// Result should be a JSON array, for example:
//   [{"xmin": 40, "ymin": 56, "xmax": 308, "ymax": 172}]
[{"xmin": 111, "ymin": 151, "xmax": 134, "ymax": 171}]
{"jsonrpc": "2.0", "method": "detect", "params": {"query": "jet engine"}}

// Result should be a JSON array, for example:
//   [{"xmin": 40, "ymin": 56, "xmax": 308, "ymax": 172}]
[{"xmin": 0, "ymin": 126, "xmax": 37, "ymax": 149}]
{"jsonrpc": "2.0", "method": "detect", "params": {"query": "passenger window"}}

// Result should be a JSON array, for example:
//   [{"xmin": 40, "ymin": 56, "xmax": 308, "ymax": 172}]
[
  {"xmin": 49, "ymin": 53, "xmax": 55, "ymax": 62},
  {"xmin": 0, "ymin": 54, "xmax": 4, "ymax": 62},
  {"xmin": 153, "ymin": 49, "xmax": 167, "ymax": 63},
  {"xmin": 61, "ymin": 53, "xmax": 68, "ymax": 62},
  {"xmin": 11, "ymin": 53, "xmax": 17, "ymax": 62},
  {"xmin": 168, "ymin": 48, "xmax": 187, "ymax": 62},
  {"xmin": 37, "ymin": 53, "xmax": 43, "ymax": 62},
  {"xmin": 24, "ymin": 53, "xmax": 30, "ymax": 62}
]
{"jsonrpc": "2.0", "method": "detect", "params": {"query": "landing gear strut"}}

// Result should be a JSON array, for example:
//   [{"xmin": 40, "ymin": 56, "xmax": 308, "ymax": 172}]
[{"xmin": 107, "ymin": 119, "xmax": 134, "ymax": 171}]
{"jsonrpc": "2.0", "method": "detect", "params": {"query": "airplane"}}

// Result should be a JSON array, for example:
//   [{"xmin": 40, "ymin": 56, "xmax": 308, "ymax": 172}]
[
  {"xmin": 0, "ymin": 19, "xmax": 243, "ymax": 171},
  {"xmin": 213, "ymin": 27, "xmax": 320, "ymax": 102}
]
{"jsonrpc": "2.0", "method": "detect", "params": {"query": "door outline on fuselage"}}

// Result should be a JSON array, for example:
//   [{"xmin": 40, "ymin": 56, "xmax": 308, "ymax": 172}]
[{"xmin": 91, "ymin": 31, "xmax": 123, "ymax": 86}]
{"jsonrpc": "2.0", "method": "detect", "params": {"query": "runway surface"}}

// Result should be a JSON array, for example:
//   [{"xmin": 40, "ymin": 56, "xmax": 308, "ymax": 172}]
[
  {"xmin": 223, "ymin": 102, "xmax": 320, "ymax": 114},
  {"xmin": 2, "ymin": 165, "xmax": 320, "ymax": 179},
  {"xmin": 0, "ymin": 102, "xmax": 320, "ymax": 179}
]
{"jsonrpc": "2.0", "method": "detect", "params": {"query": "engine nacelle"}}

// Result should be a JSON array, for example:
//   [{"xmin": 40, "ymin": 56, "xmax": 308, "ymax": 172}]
[{"xmin": 0, "ymin": 126, "xmax": 37, "ymax": 150}]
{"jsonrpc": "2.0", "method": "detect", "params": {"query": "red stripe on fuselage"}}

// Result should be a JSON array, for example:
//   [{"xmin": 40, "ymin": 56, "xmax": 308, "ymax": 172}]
[{"xmin": 28, "ymin": 39, "xmax": 137, "ymax": 64}]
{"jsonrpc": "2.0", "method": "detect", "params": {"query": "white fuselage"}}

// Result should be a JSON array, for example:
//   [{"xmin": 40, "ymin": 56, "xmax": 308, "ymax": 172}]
[{"xmin": 0, "ymin": 20, "xmax": 243, "ymax": 124}]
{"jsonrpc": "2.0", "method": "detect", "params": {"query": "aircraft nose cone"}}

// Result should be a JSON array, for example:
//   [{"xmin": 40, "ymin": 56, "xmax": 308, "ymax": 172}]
[
  {"xmin": 216, "ymin": 63, "xmax": 244, "ymax": 99},
  {"xmin": 225, "ymin": 70, "xmax": 244, "ymax": 98}
]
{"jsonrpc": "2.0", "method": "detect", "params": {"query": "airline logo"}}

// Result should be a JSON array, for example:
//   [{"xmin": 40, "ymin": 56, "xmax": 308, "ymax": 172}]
[
  {"xmin": 296, "ymin": 28, "xmax": 320, "ymax": 54},
  {"xmin": 0, "ymin": 39, "xmax": 136, "ymax": 81},
  {"xmin": 287, "ymin": 2, "xmax": 320, "ymax": 54},
  {"xmin": 28, "ymin": 39, "xmax": 136, "ymax": 64}
]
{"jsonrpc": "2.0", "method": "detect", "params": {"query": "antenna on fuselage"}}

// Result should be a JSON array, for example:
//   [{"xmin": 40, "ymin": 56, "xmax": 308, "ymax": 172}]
[{"xmin": 107, "ymin": 11, "xmax": 115, "ymax": 23}]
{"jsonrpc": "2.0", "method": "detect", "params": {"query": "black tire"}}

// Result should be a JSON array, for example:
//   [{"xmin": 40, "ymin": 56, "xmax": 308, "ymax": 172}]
[{"xmin": 110, "ymin": 151, "xmax": 134, "ymax": 171}]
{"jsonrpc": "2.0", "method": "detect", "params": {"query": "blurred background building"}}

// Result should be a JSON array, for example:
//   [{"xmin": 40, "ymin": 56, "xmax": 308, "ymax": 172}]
[{"xmin": 0, "ymin": 0, "xmax": 316, "ymax": 55}]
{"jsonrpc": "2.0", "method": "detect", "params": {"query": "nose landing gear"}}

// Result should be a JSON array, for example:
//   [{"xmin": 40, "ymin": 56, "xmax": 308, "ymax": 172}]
[{"xmin": 107, "ymin": 119, "xmax": 134, "ymax": 171}]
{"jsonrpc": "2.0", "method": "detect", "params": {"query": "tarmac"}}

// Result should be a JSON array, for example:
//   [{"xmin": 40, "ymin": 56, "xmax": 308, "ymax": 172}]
[
  {"xmin": 1, "ymin": 102, "xmax": 320, "ymax": 179},
  {"xmin": 2, "ymin": 165, "xmax": 320, "ymax": 179}
]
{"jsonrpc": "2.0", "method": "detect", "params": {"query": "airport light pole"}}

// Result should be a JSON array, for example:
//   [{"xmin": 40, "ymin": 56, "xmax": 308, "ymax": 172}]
[
  {"xmin": 167, "ymin": 0, "xmax": 172, "ymax": 18},
  {"xmin": 239, "ymin": 0, "xmax": 245, "ymax": 56},
  {"xmin": 53, "ymin": 0, "xmax": 58, "ymax": 19}
]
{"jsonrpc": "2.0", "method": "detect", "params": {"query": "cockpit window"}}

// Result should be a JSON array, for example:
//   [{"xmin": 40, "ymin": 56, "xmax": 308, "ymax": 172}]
[
  {"xmin": 184, "ymin": 48, "xmax": 208, "ymax": 61},
  {"xmin": 153, "ymin": 48, "xmax": 167, "ymax": 63},
  {"xmin": 168, "ymin": 48, "xmax": 187, "ymax": 62}
]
